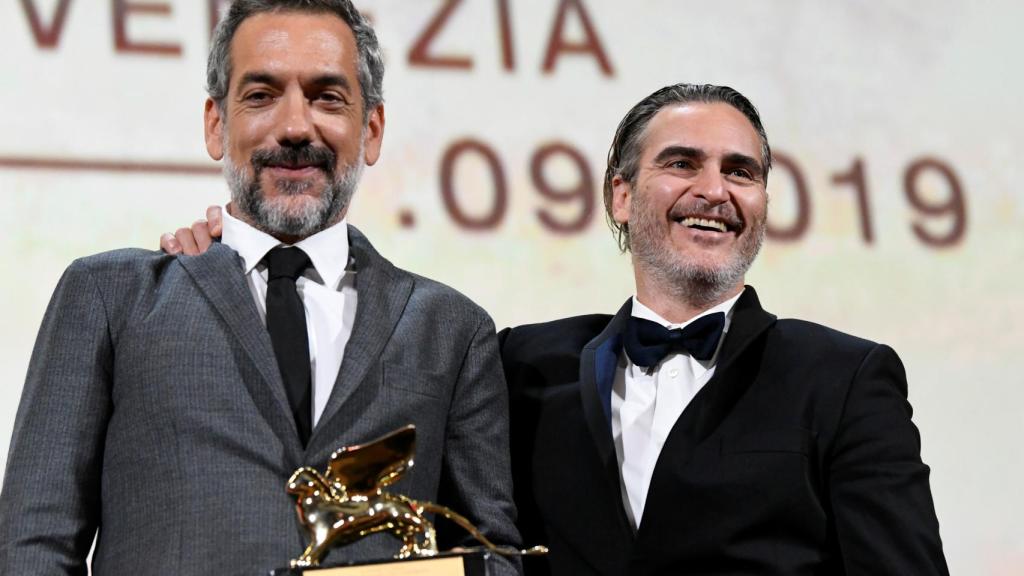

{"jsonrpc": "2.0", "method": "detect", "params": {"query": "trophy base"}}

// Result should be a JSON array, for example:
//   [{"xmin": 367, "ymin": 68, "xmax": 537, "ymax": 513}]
[{"xmin": 270, "ymin": 551, "xmax": 490, "ymax": 576}]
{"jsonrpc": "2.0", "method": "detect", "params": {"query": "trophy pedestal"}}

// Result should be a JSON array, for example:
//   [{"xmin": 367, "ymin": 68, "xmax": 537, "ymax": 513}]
[{"xmin": 270, "ymin": 551, "xmax": 491, "ymax": 576}]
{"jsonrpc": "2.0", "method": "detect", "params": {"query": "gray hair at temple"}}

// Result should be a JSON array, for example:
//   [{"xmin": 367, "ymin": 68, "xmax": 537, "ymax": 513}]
[
  {"xmin": 603, "ymin": 83, "xmax": 772, "ymax": 252},
  {"xmin": 206, "ymin": 0, "xmax": 384, "ymax": 123}
]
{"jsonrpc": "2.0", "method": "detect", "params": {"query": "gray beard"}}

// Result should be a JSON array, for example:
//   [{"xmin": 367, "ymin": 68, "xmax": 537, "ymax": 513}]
[
  {"xmin": 224, "ymin": 152, "xmax": 363, "ymax": 240},
  {"xmin": 629, "ymin": 197, "xmax": 766, "ymax": 311}
]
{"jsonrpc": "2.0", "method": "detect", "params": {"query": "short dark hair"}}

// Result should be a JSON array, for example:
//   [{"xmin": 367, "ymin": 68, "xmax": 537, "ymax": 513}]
[
  {"xmin": 603, "ymin": 84, "xmax": 771, "ymax": 251},
  {"xmin": 207, "ymin": 0, "xmax": 384, "ymax": 122}
]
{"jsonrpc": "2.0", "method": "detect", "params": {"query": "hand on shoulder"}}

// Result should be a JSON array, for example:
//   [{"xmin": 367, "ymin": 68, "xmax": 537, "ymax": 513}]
[{"xmin": 160, "ymin": 205, "xmax": 223, "ymax": 255}]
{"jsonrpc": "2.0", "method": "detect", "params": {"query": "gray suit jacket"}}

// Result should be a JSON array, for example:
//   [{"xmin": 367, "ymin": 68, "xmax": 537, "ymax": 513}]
[{"xmin": 0, "ymin": 226, "xmax": 520, "ymax": 575}]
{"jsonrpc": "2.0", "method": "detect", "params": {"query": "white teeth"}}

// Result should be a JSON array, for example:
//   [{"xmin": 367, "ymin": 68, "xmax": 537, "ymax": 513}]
[{"xmin": 679, "ymin": 217, "xmax": 727, "ymax": 232}]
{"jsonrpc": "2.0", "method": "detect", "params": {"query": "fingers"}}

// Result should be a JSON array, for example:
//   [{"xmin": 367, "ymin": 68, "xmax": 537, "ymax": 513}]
[
  {"xmin": 160, "ymin": 205, "xmax": 223, "ymax": 257},
  {"xmin": 174, "ymin": 225, "xmax": 200, "ymax": 256},
  {"xmin": 160, "ymin": 233, "xmax": 182, "ymax": 255},
  {"xmin": 206, "ymin": 205, "xmax": 224, "ymax": 238},
  {"xmin": 192, "ymin": 219, "xmax": 213, "ymax": 252}
]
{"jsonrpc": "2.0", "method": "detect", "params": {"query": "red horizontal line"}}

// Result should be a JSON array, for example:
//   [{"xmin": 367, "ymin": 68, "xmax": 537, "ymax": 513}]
[{"xmin": 0, "ymin": 156, "xmax": 221, "ymax": 176}]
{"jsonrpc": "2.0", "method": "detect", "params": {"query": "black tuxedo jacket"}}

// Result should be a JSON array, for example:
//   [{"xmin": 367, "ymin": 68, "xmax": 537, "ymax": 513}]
[{"xmin": 499, "ymin": 287, "xmax": 947, "ymax": 576}]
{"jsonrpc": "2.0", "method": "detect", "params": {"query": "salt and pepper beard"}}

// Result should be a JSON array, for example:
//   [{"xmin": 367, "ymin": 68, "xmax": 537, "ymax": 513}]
[
  {"xmin": 628, "ymin": 191, "xmax": 767, "ymax": 310},
  {"xmin": 223, "ymin": 136, "xmax": 365, "ymax": 240}
]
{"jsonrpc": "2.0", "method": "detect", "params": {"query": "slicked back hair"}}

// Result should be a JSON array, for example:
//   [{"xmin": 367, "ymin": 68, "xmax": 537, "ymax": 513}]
[
  {"xmin": 604, "ymin": 84, "xmax": 771, "ymax": 252},
  {"xmin": 207, "ymin": 0, "xmax": 384, "ymax": 122}
]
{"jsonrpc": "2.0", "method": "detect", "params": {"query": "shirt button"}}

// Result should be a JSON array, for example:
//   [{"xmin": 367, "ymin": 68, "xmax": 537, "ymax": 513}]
[{"xmin": 669, "ymin": 368, "xmax": 679, "ymax": 379}]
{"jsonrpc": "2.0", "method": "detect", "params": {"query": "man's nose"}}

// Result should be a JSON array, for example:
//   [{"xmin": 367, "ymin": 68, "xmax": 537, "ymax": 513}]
[
  {"xmin": 275, "ymin": 90, "xmax": 314, "ymax": 147},
  {"xmin": 691, "ymin": 167, "xmax": 728, "ymax": 204}
]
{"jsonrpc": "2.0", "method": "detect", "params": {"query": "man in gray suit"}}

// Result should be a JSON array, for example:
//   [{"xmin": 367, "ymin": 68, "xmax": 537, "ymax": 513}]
[{"xmin": 0, "ymin": 1, "xmax": 520, "ymax": 574}]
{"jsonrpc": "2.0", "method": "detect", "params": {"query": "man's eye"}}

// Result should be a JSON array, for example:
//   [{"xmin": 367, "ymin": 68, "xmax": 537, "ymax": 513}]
[
  {"xmin": 244, "ymin": 92, "xmax": 272, "ymax": 103},
  {"xmin": 727, "ymin": 169, "xmax": 754, "ymax": 181},
  {"xmin": 669, "ymin": 159, "xmax": 695, "ymax": 170},
  {"xmin": 316, "ymin": 93, "xmax": 346, "ymax": 105}
]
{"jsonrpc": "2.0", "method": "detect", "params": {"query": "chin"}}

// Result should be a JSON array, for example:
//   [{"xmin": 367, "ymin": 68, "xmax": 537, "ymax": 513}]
[
  {"xmin": 260, "ymin": 187, "xmax": 328, "ymax": 215},
  {"xmin": 673, "ymin": 245, "xmax": 733, "ymax": 268},
  {"xmin": 263, "ymin": 190, "xmax": 322, "ymax": 211}
]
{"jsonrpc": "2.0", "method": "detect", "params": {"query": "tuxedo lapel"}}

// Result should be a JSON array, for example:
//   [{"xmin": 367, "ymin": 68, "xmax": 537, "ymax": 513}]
[
  {"xmin": 178, "ymin": 243, "xmax": 304, "ymax": 463},
  {"xmin": 308, "ymin": 226, "xmax": 413, "ymax": 457},
  {"xmin": 691, "ymin": 286, "xmax": 776, "ymax": 440},
  {"xmin": 578, "ymin": 299, "xmax": 635, "ymax": 539},
  {"xmin": 579, "ymin": 299, "xmax": 630, "ymax": 468}
]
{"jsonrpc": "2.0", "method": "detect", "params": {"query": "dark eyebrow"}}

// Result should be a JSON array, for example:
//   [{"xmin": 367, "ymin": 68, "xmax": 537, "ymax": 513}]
[
  {"xmin": 237, "ymin": 71, "xmax": 279, "ymax": 90},
  {"xmin": 652, "ymin": 146, "xmax": 704, "ymax": 165},
  {"xmin": 308, "ymin": 74, "xmax": 352, "ymax": 92},
  {"xmin": 722, "ymin": 152, "xmax": 764, "ymax": 178}
]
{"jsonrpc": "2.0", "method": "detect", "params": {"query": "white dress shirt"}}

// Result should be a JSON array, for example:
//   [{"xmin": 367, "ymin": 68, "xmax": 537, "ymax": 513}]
[
  {"xmin": 221, "ymin": 208, "xmax": 357, "ymax": 427},
  {"xmin": 611, "ymin": 292, "xmax": 742, "ymax": 531}
]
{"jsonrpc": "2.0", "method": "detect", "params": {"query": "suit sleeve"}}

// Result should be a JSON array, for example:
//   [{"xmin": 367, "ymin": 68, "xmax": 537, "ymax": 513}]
[
  {"xmin": 0, "ymin": 261, "xmax": 113, "ymax": 575},
  {"xmin": 829, "ymin": 344, "xmax": 949, "ymax": 575},
  {"xmin": 436, "ymin": 314, "xmax": 522, "ymax": 576}
]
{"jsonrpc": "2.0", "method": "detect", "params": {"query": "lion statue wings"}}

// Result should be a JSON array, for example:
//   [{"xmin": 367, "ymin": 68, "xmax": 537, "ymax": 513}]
[{"xmin": 286, "ymin": 424, "xmax": 545, "ymax": 568}]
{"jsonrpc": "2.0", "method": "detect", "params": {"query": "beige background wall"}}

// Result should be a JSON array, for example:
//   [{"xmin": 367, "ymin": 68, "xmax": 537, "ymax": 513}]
[{"xmin": 1, "ymin": 1, "xmax": 1021, "ymax": 573}]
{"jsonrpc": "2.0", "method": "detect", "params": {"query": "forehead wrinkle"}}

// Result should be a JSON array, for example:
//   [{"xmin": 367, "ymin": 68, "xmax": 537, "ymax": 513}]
[
  {"xmin": 245, "ymin": 35, "xmax": 348, "ymax": 69},
  {"xmin": 251, "ymin": 28, "xmax": 290, "ymax": 51},
  {"xmin": 643, "ymin": 103, "xmax": 761, "ymax": 162},
  {"xmin": 230, "ymin": 14, "xmax": 356, "ymax": 82}
]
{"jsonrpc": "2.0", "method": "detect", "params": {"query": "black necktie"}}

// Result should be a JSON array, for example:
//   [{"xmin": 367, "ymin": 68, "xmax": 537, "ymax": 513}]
[
  {"xmin": 623, "ymin": 312, "xmax": 726, "ymax": 368},
  {"xmin": 265, "ymin": 247, "xmax": 313, "ymax": 446}
]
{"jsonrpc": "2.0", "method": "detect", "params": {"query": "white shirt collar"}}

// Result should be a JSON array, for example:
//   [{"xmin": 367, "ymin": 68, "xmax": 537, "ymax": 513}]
[
  {"xmin": 631, "ymin": 290, "xmax": 743, "ymax": 333},
  {"xmin": 221, "ymin": 206, "xmax": 350, "ymax": 289}
]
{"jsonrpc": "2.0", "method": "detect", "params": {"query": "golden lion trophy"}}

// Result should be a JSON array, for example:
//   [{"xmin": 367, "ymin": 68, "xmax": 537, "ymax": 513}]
[{"xmin": 282, "ymin": 424, "xmax": 545, "ymax": 573}]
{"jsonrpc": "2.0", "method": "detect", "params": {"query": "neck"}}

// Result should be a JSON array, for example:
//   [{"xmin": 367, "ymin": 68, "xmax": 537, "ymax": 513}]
[{"xmin": 633, "ymin": 268, "xmax": 744, "ymax": 324}]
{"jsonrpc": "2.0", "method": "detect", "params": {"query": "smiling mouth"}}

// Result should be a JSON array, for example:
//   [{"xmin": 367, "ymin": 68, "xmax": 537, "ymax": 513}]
[
  {"xmin": 675, "ymin": 216, "xmax": 733, "ymax": 233},
  {"xmin": 265, "ymin": 164, "xmax": 323, "ymax": 176}
]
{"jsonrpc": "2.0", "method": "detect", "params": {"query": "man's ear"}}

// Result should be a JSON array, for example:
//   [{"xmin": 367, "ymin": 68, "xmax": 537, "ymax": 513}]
[
  {"xmin": 204, "ymin": 98, "xmax": 224, "ymax": 161},
  {"xmin": 362, "ymin": 103, "xmax": 385, "ymax": 166},
  {"xmin": 611, "ymin": 174, "xmax": 633, "ymax": 225}
]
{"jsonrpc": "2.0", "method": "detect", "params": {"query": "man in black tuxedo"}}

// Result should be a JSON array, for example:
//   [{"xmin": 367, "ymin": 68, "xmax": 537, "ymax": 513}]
[
  {"xmin": 163, "ymin": 84, "xmax": 948, "ymax": 575},
  {"xmin": 499, "ymin": 84, "xmax": 949, "ymax": 576}
]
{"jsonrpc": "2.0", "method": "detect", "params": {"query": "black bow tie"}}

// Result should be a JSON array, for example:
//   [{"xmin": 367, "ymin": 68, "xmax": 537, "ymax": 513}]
[{"xmin": 623, "ymin": 312, "xmax": 726, "ymax": 368}]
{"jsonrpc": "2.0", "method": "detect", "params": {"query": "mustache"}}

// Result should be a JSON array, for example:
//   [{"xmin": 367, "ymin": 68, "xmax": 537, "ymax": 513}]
[
  {"xmin": 251, "ymin": 145, "xmax": 336, "ymax": 175},
  {"xmin": 669, "ymin": 199, "xmax": 745, "ymax": 230}
]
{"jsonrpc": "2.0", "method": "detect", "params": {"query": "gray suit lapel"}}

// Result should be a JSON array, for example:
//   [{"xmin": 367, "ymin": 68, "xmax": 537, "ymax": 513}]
[
  {"xmin": 178, "ymin": 243, "xmax": 304, "ymax": 463},
  {"xmin": 308, "ymin": 226, "xmax": 413, "ymax": 458}
]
